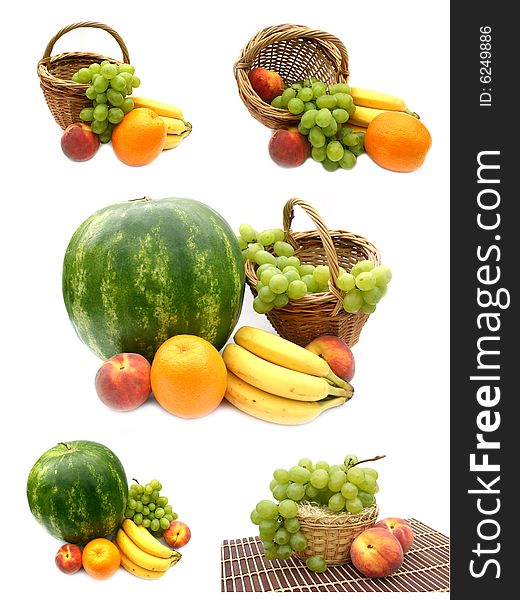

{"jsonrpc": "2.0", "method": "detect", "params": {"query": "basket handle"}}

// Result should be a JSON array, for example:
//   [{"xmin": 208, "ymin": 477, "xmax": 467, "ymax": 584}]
[
  {"xmin": 42, "ymin": 22, "xmax": 130, "ymax": 63},
  {"xmin": 282, "ymin": 198, "xmax": 344, "ymax": 310}
]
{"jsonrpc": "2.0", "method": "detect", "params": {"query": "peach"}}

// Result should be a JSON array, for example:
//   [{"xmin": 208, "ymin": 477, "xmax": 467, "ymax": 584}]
[
  {"xmin": 268, "ymin": 128, "xmax": 310, "ymax": 168},
  {"xmin": 374, "ymin": 517, "xmax": 414, "ymax": 552},
  {"xmin": 55, "ymin": 543, "xmax": 82, "ymax": 574},
  {"xmin": 350, "ymin": 527, "xmax": 404, "ymax": 578},
  {"xmin": 163, "ymin": 520, "xmax": 191, "ymax": 549},
  {"xmin": 60, "ymin": 123, "xmax": 100, "ymax": 161},
  {"xmin": 306, "ymin": 335, "xmax": 355, "ymax": 382},
  {"xmin": 248, "ymin": 67, "xmax": 284, "ymax": 103},
  {"xmin": 95, "ymin": 352, "xmax": 151, "ymax": 411}
]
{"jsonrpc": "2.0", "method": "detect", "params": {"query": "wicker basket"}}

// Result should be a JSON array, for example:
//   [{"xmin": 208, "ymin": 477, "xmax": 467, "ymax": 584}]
[
  {"xmin": 234, "ymin": 24, "xmax": 349, "ymax": 129},
  {"xmin": 37, "ymin": 22, "xmax": 131, "ymax": 130},
  {"xmin": 245, "ymin": 198, "xmax": 381, "ymax": 348},
  {"xmin": 295, "ymin": 503, "xmax": 379, "ymax": 565}
]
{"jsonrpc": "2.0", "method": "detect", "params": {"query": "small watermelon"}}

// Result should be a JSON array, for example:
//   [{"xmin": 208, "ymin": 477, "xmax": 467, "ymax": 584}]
[
  {"xmin": 26, "ymin": 440, "xmax": 128, "ymax": 544},
  {"xmin": 62, "ymin": 197, "xmax": 245, "ymax": 362}
]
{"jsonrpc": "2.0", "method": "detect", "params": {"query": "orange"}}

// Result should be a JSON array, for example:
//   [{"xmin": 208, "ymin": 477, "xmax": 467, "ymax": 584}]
[
  {"xmin": 82, "ymin": 538, "xmax": 121, "ymax": 579},
  {"xmin": 151, "ymin": 335, "xmax": 227, "ymax": 418},
  {"xmin": 111, "ymin": 108, "xmax": 166, "ymax": 166},
  {"xmin": 364, "ymin": 111, "xmax": 432, "ymax": 172}
]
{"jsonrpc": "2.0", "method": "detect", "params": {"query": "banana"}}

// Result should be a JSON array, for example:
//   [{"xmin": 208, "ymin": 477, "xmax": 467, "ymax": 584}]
[
  {"xmin": 116, "ymin": 528, "xmax": 173, "ymax": 572},
  {"xmin": 225, "ymin": 370, "xmax": 347, "ymax": 425},
  {"xmin": 114, "ymin": 539, "xmax": 167, "ymax": 579},
  {"xmin": 121, "ymin": 519, "xmax": 174, "ymax": 559},
  {"xmin": 163, "ymin": 126, "xmax": 192, "ymax": 151},
  {"xmin": 130, "ymin": 96, "xmax": 183, "ymax": 119},
  {"xmin": 159, "ymin": 116, "xmax": 192, "ymax": 135},
  {"xmin": 222, "ymin": 343, "xmax": 351, "ymax": 402},
  {"xmin": 234, "ymin": 325, "xmax": 351, "ymax": 390},
  {"xmin": 350, "ymin": 87, "xmax": 408, "ymax": 112},
  {"xmin": 349, "ymin": 105, "xmax": 419, "ymax": 127},
  {"xmin": 344, "ymin": 123, "xmax": 367, "ymax": 134}
]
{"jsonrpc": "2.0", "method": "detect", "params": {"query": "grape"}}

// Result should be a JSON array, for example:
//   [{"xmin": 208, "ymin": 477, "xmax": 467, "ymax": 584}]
[
  {"xmin": 246, "ymin": 243, "xmax": 264, "ymax": 260},
  {"xmin": 260, "ymin": 268, "xmax": 279, "ymax": 286},
  {"xmin": 287, "ymin": 280, "xmax": 307, "ymax": 300},
  {"xmin": 274, "ymin": 528, "xmax": 291, "ymax": 545},
  {"xmin": 160, "ymin": 517, "xmax": 170, "ymax": 529},
  {"xmin": 107, "ymin": 88, "xmax": 124, "ymax": 107},
  {"xmin": 133, "ymin": 512, "xmax": 144, "ymax": 525},
  {"xmin": 257, "ymin": 229, "xmax": 276, "ymax": 246},
  {"xmin": 322, "ymin": 158, "xmax": 340, "ymax": 171},
  {"xmin": 332, "ymin": 108, "xmax": 349, "ymax": 124},
  {"xmin": 322, "ymin": 119, "xmax": 338, "ymax": 138},
  {"xmin": 273, "ymin": 293, "xmax": 289, "ymax": 308},
  {"xmin": 342, "ymin": 289, "xmax": 363, "ymax": 313},
  {"xmin": 328, "ymin": 470, "xmax": 347, "ymax": 492},
  {"xmin": 253, "ymin": 296, "xmax": 274, "ymax": 314},
  {"xmin": 251, "ymin": 509, "xmax": 262, "ymax": 525},
  {"xmin": 101, "ymin": 63, "xmax": 118, "ymax": 79},
  {"xmin": 311, "ymin": 82, "xmax": 327, "ymax": 98},
  {"xmin": 356, "ymin": 271, "xmax": 377, "ymax": 291},
  {"xmin": 335, "ymin": 93, "xmax": 355, "ymax": 111},
  {"xmin": 288, "ymin": 465, "xmax": 311, "ymax": 484},
  {"xmin": 298, "ymin": 122, "xmax": 310, "ymax": 136},
  {"xmin": 121, "ymin": 98, "xmax": 135, "ymax": 113},
  {"xmin": 350, "ymin": 143, "xmax": 364, "ymax": 156},
  {"xmin": 346, "ymin": 466, "xmax": 365, "ymax": 485},
  {"xmin": 119, "ymin": 63, "xmax": 135, "ymax": 74},
  {"xmin": 268, "ymin": 274, "xmax": 289, "ymax": 294},
  {"xmin": 339, "ymin": 150, "xmax": 357, "ymax": 169},
  {"xmin": 93, "ymin": 103, "xmax": 109, "ymax": 122},
  {"xmin": 273, "ymin": 241, "xmax": 294, "ymax": 257},
  {"xmin": 351, "ymin": 260, "xmax": 375, "ymax": 277},
  {"xmin": 88, "ymin": 63, "xmax": 101, "ymax": 77},
  {"xmin": 297, "ymin": 87, "xmax": 314, "ymax": 102},
  {"xmin": 96, "ymin": 93, "xmax": 107, "ymax": 105},
  {"xmin": 311, "ymin": 146, "xmax": 327, "ymax": 162},
  {"xmin": 93, "ymin": 76, "xmax": 109, "ymax": 93},
  {"xmin": 125, "ymin": 508, "xmax": 135, "ymax": 518},
  {"xmin": 290, "ymin": 531, "xmax": 308, "ymax": 552},
  {"xmin": 315, "ymin": 108, "xmax": 332, "ymax": 128},
  {"xmin": 304, "ymin": 101, "xmax": 317, "ymax": 111},
  {"xmin": 329, "ymin": 83, "xmax": 351, "ymax": 94},
  {"xmin": 256, "ymin": 500, "xmax": 279, "ymax": 520},
  {"xmin": 283, "ymin": 517, "xmax": 301, "ymax": 533},
  {"xmin": 258, "ymin": 286, "xmax": 277, "ymax": 303},
  {"xmin": 298, "ymin": 264, "xmax": 315, "ymax": 277},
  {"xmin": 278, "ymin": 499, "xmax": 299, "ymax": 519},
  {"xmin": 301, "ymin": 274, "xmax": 318, "ymax": 292},
  {"xmin": 86, "ymin": 86, "xmax": 97, "ymax": 100},
  {"xmin": 274, "ymin": 468, "xmax": 290, "ymax": 483},
  {"xmin": 345, "ymin": 498, "xmax": 364, "ymax": 514},
  {"xmin": 372, "ymin": 265, "xmax": 392, "ymax": 286},
  {"xmin": 301, "ymin": 109, "xmax": 318, "ymax": 129},
  {"xmin": 276, "ymin": 544, "xmax": 293, "ymax": 560},
  {"xmin": 239, "ymin": 223, "xmax": 257, "ymax": 243},
  {"xmin": 255, "ymin": 250, "xmax": 277, "ymax": 266},
  {"xmin": 326, "ymin": 140, "xmax": 344, "ymax": 162},
  {"xmin": 275, "ymin": 255, "xmax": 289, "ymax": 270},
  {"xmin": 363, "ymin": 467, "xmax": 379, "ymax": 480},
  {"xmin": 264, "ymin": 544, "xmax": 279, "ymax": 560},
  {"xmin": 306, "ymin": 555, "xmax": 328, "ymax": 573},
  {"xmin": 119, "ymin": 71, "xmax": 133, "ymax": 85},
  {"xmin": 286, "ymin": 256, "xmax": 300, "ymax": 268},
  {"xmin": 291, "ymin": 82, "xmax": 303, "ymax": 91},
  {"xmin": 363, "ymin": 286, "xmax": 384, "ymax": 305},
  {"xmin": 283, "ymin": 270, "xmax": 300, "ymax": 285},
  {"xmin": 273, "ymin": 483, "xmax": 289, "ymax": 501},
  {"xmin": 80, "ymin": 107, "xmax": 94, "ymax": 122},
  {"xmin": 304, "ymin": 483, "xmax": 320, "ymax": 499},
  {"xmin": 288, "ymin": 98, "xmax": 305, "ymax": 114},
  {"xmin": 337, "ymin": 273, "xmax": 356, "ymax": 292},
  {"xmin": 142, "ymin": 518, "xmax": 151, "ymax": 528},
  {"xmin": 91, "ymin": 119, "xmax": 108, "ymax": 134},
  {"xmin": 76, "ymin": 67, "xmax": 91, "ymax": 83},
  {"xmin": 344, "ymin": 454, "xmax": 359, "ymax": 467},
  {"xmin": 358, "ymin": 492, "xmax": 376, "ymax": 507},
  {"xmin": 341, "ymin": 482, "xmax": 359, "ymax": 500},
  {"xmin": 316, "ymin": 94, "xmax": 337, "ymax": 109},
  {"xmin": 150, "ymin": 519, "xmax": 160, "ymax": 531},
  {"xmin": 108, "ymin": 107, "xmax": 124, "ymax": 124},
  {"xmin": 313, "ymin": 265, "xmax": 330, "ymax": 287},
  {"xmin": 72, "ymin": 72, "xmax": 80, "ymax": 82},
  {"xmin": 148, "ymin": 503, "xmax": 156, "ymax": 512},
  {"xmin": 286, "ymin": 482, "xmax": 305, "ymax": 501},
  {"xmin": 131, "ymin": 75, "xmax": 141, "ymax": 88},
  {"xmin": 358, "ymin": 474, "xmax": 377, "ymax": 493},
  {"xmin": 310, "ymin": 468, "xmax": 329, "ymax": 489},
  {"xmin": 281, "ymin": 88, "xmax": 297, "ymax": 107},
  {"xmin": 328, "ymin": 493, "xmax": 346, "ymax": 512},
  {"xmin": 272, "ymin": 228, "xmax": 285, "ymax": 242},
  {"xmin": 309, "ymin": 126, "xmax": 326, "ymax": 148},
  {"xmin": 271, "ymin": 96, "xmax": 283, "ymax": 108}
]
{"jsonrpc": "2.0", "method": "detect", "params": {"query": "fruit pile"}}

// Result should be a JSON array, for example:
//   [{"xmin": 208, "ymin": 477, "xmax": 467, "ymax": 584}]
[
  {"xmin": 27, "ymin": 440, "xmax": 191, "ymax": 580},
  {"xmin": 58, "ymin": 60, "xmax": 191, "ymax": 165},
  {"xmin": 222, "ymin": 326, "xmax": 354, "ymax": 425},
  {"xmin": 236, "ymin": 223, "xmax": 392, "ymax": 315},
  {"xmin": 251, "ymin": 453, "xmax": 383, "ymax": 572},
  {"xmin": 247, "ymin": 66, "xmax": 431, "ymax": 172}
]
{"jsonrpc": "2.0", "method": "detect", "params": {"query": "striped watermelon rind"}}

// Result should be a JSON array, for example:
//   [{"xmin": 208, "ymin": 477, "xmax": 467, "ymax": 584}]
[
  {"xmin": 62, "ymin": 197, "xmax": 245, "ymax": 362},
  {"xmin": 26, "ymin": 440, "xmax": 128, "ymax": 545}
]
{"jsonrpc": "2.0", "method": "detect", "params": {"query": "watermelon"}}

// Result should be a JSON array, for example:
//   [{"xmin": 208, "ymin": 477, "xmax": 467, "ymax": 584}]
[
  {"xmin": 62, "ymin": 197, "xmax": 245, "ymax": 362},
  {"xmin": 26, "ymin": 440, "xmax": 128, "ymax": 545}
]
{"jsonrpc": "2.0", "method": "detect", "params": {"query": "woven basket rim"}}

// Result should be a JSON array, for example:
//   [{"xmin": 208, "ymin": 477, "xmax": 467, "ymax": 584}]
[{"xmin": 297, "ymin": 502, "xmax": 378, "ymax": 527}]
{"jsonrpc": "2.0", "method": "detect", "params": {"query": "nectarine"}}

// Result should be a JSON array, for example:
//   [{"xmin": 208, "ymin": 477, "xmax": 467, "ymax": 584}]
[
  {"xmin": 55, "ymin": 543, "xmax": 82, "ymax": 574},
  {"xmin": 164, "ymin": 520, "xmax": 191, "ymax": 549},
  {"xmin": 306, "ymin": 335, "xmax": 355, "ymax": 382},
  {"xmin": 248, "ymin": 67, "xmax": 284, "ymax": 103},
  {"xmin": 268, "ymin": 128, "xmax": 310, "ymax": 168},
  {"xmin": 374, "ymin": 517, "xmax": 414, "ymax": 552},
  {"xmin": 95, "ymin": 352, "xmax": 151, "ymax": 411},
  {"xmin": 61, "ymin": 123, "xmax": 99, "ymax": 161},
  {"xmin": 350, "ymin": 527, "xmax": 404, "ymax": 578}
]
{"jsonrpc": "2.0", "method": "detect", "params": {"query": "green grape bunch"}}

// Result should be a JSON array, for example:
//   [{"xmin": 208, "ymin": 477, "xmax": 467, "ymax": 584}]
[
  {"xmin": 125, "ymin": 478, "xmax": 178, "ymax": 537},
  {"xmin": 236, "ymin": 224, "xmax": 392, "ymax": 315},
  {"xmin": 251, "ymin": 454, "xmax": 385, "ymax": 573},
  {"xmin": 270, "ymin": 77, "xmax": 365, "ymax": 171},
  {"xmin": 71, "ymin": 60, "xmax": 141, "ymax": 143}
]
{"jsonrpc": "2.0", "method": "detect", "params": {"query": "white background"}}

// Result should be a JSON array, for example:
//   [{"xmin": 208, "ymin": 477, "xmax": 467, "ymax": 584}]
[{"xmin": 2, "ymin": 0, "xmax": 449, "ymax": 597}]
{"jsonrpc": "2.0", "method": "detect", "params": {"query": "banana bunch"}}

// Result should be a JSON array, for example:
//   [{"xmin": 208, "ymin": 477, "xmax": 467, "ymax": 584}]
[
  {"xmin": 348, "ymin": 87, "xmax": 419, "ymax": 127},
  {"xmin": 222, "ymin": 326, "xmax": 353, "ymax": 425},
  {"xmin": 130, "ymin": 96, "xmax": 192, "ymax": 150},
  {"xmin": 114, "ymin": 519, "xmax": 181, "ymax": 580}
]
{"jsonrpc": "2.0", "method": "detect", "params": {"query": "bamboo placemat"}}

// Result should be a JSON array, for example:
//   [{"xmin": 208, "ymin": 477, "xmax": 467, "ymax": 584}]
[{"xmin": 221, "ymin": 518, "xmax": 449, "ymax": 592}]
